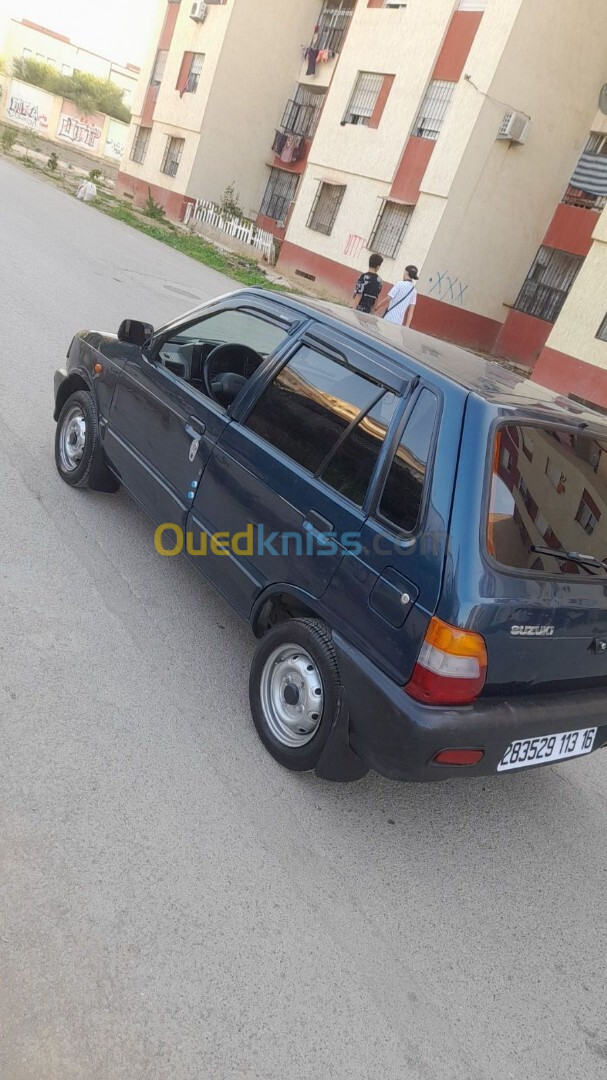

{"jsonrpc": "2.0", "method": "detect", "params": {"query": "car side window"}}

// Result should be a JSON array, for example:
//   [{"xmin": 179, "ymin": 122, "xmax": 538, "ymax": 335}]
[
  {"xmin": 320, "ymin": 393, "xmax": 399, "ymax": 506},
  {"xmin": 244, "ymin": 345, "xmax": 387, "ymax": 486},
  {"xmin": 378, "ymin": 388, "xmax": 438, "ymax": 533},
  {"xmin": 158, "ymin": 309, "xmax": 289, "ymax": 394}
]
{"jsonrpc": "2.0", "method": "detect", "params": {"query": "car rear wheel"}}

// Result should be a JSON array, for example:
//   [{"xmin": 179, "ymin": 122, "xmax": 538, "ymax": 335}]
[
  {"xmin": 55, "ymin": 389, "xmax": 110, "ymax": 489},
  {"xmin": 249, "ymin": 618, "xmax": 342, "ymax": 772}
]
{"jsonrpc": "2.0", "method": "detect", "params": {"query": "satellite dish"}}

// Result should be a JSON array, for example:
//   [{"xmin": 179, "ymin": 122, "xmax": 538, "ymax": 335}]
[{"xmin": 600, "ymin": 84, "xmax": 607, "ymax": 115}]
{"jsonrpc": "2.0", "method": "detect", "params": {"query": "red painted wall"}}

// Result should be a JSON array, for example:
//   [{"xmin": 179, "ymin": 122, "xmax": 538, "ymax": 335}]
[
  {"xmin": 533, "ymin": 347, "xmax": 607, "ymax": 409},
  {"xmin": 493, "ymin": 309, "xmax": 552, "ymax": 369},
  {"xmin": 390, "ymin": 137, "xmax": 436, "ymax": 203},
  {"xmin": 159, "ymin": 0, "xmax": 180, "ymax": 50},
  {"xmin": 140, "ymin": 86, "xmax": 158, "ymax": 127},
  {"xmin": 369, "ymin": 74, "xmax": 395, "ymax": 129},
  {"xmin": 543, "ymin": 203, "xmax": 597, "ymax": 257},
  {"xmin": 256, "ymin": 213, "xmax": 286, "ymax": 241},
  {"xmin": 277, "ymin": 240, "xmax": 504, "ymax": 352},
  {"xmin": 415, "ymin": 294, "xmax": 502, "ymax": 354},
  {"xmin": 432, "ymin": 11, "xmax": 484, "ymax": 81},
  {"xmin": 115, "ymin": 171, "xmax": 192, "ymax": 222}
]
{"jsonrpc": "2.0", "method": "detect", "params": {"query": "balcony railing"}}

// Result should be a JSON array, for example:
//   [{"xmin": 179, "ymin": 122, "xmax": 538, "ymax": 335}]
[
  {"xmin": 315, "ymin": 0, "xmax": 355, "ymax": 54},
  {"xmin": 280, "ymin": 97, "xmax": 323, "ymax": 139},
  {"xmin": 562, "ymin": 185, "xmax": 607, "ymax": 211}
]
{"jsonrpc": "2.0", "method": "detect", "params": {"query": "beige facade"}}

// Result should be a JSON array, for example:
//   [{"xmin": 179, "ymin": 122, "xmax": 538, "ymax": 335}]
[
  {"xmin": 0, "ymin": 18, "xmax": 140, "ymax": 106},
  {"xmin": 282, "ymin": 0, "xmax": 607, "ymax": 329},
  {"xmin": 119, "ymin": 0, "xmax": 324, "ymax": 217}
]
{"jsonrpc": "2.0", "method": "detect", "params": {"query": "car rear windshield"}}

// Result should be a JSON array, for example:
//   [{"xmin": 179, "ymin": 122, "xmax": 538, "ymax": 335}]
[{"xmin": 488, "ymin": 424, "xmax": 607, "ymax": 578}]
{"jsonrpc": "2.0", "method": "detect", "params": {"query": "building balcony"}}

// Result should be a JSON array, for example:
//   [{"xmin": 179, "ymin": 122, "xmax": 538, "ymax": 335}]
[{"xmin": 561, "ymin": 185, "xmax": 607, "ymax": 212}]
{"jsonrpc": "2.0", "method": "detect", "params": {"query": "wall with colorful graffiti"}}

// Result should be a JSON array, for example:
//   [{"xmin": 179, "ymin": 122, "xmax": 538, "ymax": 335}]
[{"xmin": 2, "ymin": 78, "xmax": 129, "ymax": 166}]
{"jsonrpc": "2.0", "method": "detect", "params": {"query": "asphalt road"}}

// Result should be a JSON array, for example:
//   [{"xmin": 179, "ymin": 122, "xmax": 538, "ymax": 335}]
[{"xmin": 1, "ymin": 157, "xmax": 606, "ymax": 1080}]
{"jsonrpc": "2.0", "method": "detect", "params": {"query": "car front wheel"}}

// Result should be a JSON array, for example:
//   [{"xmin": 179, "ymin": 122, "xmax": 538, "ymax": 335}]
[
  {"xmin": 55, "ymin": 389, "xmax": 113, "ymax": 489},
  {"xmin": 249, "ymin": 618, "xmax": 342, "ymax": 772}
]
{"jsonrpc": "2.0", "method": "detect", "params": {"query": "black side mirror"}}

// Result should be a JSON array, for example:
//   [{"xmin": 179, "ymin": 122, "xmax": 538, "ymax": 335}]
[{"xmin": 117, "ymin": 319, "xmax": 154, "ymax": 347}]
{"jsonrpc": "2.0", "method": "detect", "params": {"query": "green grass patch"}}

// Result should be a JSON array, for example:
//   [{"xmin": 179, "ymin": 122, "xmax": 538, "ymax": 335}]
[{"xmin": 100, "ymin": 202, "xmax": 290, "ymax": 293}]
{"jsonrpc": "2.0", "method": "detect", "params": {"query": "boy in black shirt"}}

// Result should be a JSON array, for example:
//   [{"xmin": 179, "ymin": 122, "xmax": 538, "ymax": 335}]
[{"xmin": 353, "ymin": 254, "xmax": 384, "ymax": 314}]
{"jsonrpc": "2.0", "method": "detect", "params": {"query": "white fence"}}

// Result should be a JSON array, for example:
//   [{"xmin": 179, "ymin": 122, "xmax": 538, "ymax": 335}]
[{"xmin": 184, "ymin": 199, "xmax": 276, "ymax": 262}]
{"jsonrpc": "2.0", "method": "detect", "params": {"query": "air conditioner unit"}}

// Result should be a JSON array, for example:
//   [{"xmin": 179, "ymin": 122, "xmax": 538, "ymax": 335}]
[
  {"xmin": 497, "ymin": 111, "xmax": 530, "ymax": 145},
  {"xmin": 190, "ymin": 1, "xmax": 207, "ymax": 22}
]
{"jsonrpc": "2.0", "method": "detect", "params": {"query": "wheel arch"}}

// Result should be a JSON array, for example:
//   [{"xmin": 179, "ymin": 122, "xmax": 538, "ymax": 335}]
[
  {"xmin": 53, "ymin": 371, "xmax": 93, "ymax": 421},
  {"xmin": 250, "ymin": 586, "xmax": 327, "ymax": 639}
]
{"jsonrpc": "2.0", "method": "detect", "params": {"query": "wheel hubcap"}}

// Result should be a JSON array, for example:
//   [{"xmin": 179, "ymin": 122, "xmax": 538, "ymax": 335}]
[
  {"xmin": 260, "ymin": 645, "xmax": 324, "ymax": 748},
  {"xmin": 58, "ymin": 405, "xmax": 87, "ymax": 472}
]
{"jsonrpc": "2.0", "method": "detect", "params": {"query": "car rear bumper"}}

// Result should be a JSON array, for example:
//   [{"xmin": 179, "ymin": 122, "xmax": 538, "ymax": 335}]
[{"xmin": 333, "ymin": 632, "xmax": 607, "ymax": 782}]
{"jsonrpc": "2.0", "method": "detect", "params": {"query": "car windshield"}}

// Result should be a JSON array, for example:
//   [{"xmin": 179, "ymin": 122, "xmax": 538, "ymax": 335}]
[{"xmin": 488, "ymin": 423, "xmax": 607, "ymax": 578}]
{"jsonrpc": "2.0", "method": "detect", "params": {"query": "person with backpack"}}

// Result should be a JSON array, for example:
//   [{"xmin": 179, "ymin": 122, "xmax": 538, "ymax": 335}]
[
  {"xmin": 375, "ymin": 265, "xmax": 418, "ymax": 326},
  {"xmin": 353, "ymin": 254, "xmax": 384, "ymax": 314}
]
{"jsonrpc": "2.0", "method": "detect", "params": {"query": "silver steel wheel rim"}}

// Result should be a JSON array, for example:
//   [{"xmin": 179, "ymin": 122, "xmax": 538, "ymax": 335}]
[
  {"xmin": 259, "ymin": 644, "xmax": 324, "ymax": 748},
  {"xmin": 58, "ymin": 405, "xmax": 87, "ymax": 472}
]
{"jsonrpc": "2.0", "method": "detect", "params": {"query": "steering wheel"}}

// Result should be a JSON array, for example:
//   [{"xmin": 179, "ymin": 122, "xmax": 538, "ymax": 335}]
[{"xmin": 203, "ymin": 343, "xmax": 263, "ymax": 406}]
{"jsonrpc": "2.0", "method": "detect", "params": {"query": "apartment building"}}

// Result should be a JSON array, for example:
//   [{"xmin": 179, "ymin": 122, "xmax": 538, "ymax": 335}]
[
  {"xmin": 0, "ymin": 18, "xmax": 140, "ymax": 105},
  {"xmin": 275, "ymin": 0, "xmax": 607, "ymax": 379},
  {"xmin": 116, "ymin": 0, "xmax": 344, "ymax": 221}
]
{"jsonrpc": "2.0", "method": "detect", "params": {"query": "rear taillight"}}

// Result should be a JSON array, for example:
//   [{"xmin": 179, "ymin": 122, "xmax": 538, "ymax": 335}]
[{"xmin": 406, "ymin": 617, "xmax": 487, "ymax": 706}]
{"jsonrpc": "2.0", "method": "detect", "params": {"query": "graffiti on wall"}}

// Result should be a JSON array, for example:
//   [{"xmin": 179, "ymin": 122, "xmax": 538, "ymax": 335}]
[
  {"xmin": 103, "ymin": 118, "xmax": 128, "ymax": 161},
  {"xmin": 56, "ymin": 99, "xmax": 104, "ymax": 153},
  {"xmin": 344, "ymin": 234, "xmax": 366, "ymax": 258},
  {"xmin": 5, "ymin": 81, "xmax": 52, "ymax": 132},
  {"xmin": 428, "ymin": 270, "xmax": 469, "ymax": 307},
  {"xmin": 57, "ymin": 115, "xmax": 102, "ymax": 150}
]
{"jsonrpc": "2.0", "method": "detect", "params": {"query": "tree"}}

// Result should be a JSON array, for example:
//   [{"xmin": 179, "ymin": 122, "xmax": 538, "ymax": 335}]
[{"xmin": 12, "ymin": 58, "xmax": 131, "ymax": 123}]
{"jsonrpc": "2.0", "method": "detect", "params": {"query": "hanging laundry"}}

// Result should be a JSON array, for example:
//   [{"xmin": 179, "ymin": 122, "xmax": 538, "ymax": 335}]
[
  {"xmin": 281, "ymin": 135, "xmax": 298, "ymax": 164},
  {"xmin": 272, "ymin": 130, "xmax": 288, "ymax": 155},
  {"xmin": 306, "ymin": 48, "xmax": 319, "ymax": 76}
]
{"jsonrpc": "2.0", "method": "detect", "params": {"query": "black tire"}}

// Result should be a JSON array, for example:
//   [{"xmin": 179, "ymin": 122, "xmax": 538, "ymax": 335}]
[
  {"xmin": 55, "ymin": 389, "xmax": 117, "ymax": 490},
  {"xmin": 249, "ymin": 618, "xmax": 342, "ymax": 772}
]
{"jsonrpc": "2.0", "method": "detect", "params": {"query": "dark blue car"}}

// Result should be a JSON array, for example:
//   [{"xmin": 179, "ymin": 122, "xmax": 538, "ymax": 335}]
[{"xmin": 53, "ymin": 288, "xmax": 607, "ymax": 782}]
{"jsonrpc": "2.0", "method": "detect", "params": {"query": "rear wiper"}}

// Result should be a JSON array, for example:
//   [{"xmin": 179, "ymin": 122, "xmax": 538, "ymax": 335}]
[{"xmin": 531, "ymin": 546, "xmax": 607, "ymax": 571}]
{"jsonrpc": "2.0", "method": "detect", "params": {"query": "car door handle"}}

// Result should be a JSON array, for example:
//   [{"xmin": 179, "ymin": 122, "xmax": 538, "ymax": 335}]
[
  {"xmin": 303, "ymin": 510, "xmax": 334, "ymax": 535},
  {"xmin": 185, "ymin": 420, "xmax": 206, "ymax": 439}
]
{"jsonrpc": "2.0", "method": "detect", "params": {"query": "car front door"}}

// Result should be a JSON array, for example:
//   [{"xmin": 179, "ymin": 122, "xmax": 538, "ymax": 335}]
[
  {"xmin": 105, "ymin": 302, "xmax": 294, "ymax": 529},
  {"xmin": 186, "ymin": 328, "xmax": 408, "ymax": 617}
]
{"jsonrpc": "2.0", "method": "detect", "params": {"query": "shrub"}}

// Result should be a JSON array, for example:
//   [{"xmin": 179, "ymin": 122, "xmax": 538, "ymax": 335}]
[
  {"xmin": 143, "ymin": 188, "xmax": 166, "ymax": 221},
  {"xmin": 47, "ymin": 151, "xmax": 59, "ymax": 171},
  {"xmin": 88, "ymin": 168, "xmax": 103, "ymax": 183},
  {"xmin": 219, "ymin": 182, "xmax": 243, "ymax": 220},
  {"xmin": 0, "ymin": 127, "xmax": 17, "ymax": 152},
  {"xmin": 12, "ymin": 58, "xmax": 131, "ymax": 123}
]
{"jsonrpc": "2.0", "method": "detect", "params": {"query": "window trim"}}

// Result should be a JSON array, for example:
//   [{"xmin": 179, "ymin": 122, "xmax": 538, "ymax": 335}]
[
  {"xmin": 370, "ymin": 384, "xmax": 442, "ymax": 538},
  {"xmin": 482, "ymin": 418, "xmax": 607, "ymax": 582},
  {"xmin": 307, "ymin": 181, "xmax": 346, "ymax": 235},
  {"xmin": 368, "ymin": 199, "xmax": 413, "ymax": 259},
  {"xmin": 130, "ymin": 125, "xmax": 151, "ymax": 164},
  {"xmin": 596, "ymin": 311, "xmax": 607, "ymax": 343},
  {"xmin": 160, "ymin": 134, "xmax": 185, "ymax": 177},
  {"xmin": 343, "ymin": 71, "xmax": 385, "ymax": 126}
]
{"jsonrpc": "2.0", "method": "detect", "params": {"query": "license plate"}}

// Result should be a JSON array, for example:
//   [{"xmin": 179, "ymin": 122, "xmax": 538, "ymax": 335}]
[{"xmin": 497, "ymin": 727, "xmax": 597, "ymax": 772}]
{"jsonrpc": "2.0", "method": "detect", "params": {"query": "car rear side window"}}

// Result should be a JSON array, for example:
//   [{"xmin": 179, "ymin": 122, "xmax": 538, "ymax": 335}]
[
  {"xmin": 488, "ymin": 424, "xmax": 607, "ymax": 577},
  {"xmin": 244, "ymin": 345, "xmax": 389, "ymax": 485},
  {"xmin": 378, "ymin": 389, "xmax": 438, "ymax": 533}
]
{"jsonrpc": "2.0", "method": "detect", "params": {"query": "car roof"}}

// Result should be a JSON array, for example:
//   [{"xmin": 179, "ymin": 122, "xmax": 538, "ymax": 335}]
[{"xmin": 235, "ymin": 288, "xmax": 607, "ymax": 428}]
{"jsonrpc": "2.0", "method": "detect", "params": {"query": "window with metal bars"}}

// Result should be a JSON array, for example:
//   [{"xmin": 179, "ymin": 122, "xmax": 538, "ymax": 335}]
[
  {"xmin": 316, "ymin": 0, "xmax": 355, "ymax": 53},
  {"xmin": 514, "ymin": 246, "xmax": 583, "ymax": 323},
  {"xmin": 150, "ymin": 49, "xmax": 168, "ymax": 86},
  {"xmin": 343, "ymin": 72, "xmax": 384, "ymax": 126},
  {"xmin": 307, "ymin": 182, "xmax": 346, "ymax": 235},
  {"xmin": 130, "ymin": 126, "xmax": 151, "ymax": 165},
  {"xmin": 412, "ymin": 80, "xmax": 455, "ymax": 140},
  {"xmin": 259, "ymin": 168, "xmax": 299, "ymax": 222},
  {"xmin": 281, "ymin": 86, "xmax": 325, "ymax": 138},
  {"xmin": 160, "ymin": 136, "xmax": 185, "ymax": 178},
  {"xmin": 597, "ymin": 312, "xmax": 607, "ymax": 343},
  {"xmin": 368, "ymin": 200, "xmax": 413, "ymax": 258},
  {"xmin": 184, "ymin": 53, "xmax": 205, "ymax": 93}
]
